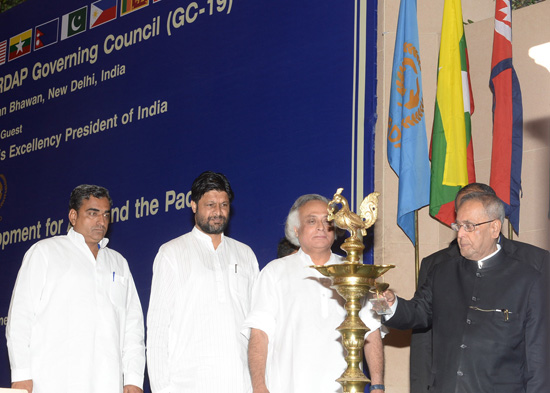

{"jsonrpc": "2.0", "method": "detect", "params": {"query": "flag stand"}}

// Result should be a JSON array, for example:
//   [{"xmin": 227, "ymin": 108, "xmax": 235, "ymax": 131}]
[{"xmin": 415, "ymin": 210, "xmax": 420, "ymax": 288}]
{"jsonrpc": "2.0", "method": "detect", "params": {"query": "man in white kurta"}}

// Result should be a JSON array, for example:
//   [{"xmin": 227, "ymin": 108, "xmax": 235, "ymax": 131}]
[
  {"xmin": 147, "ymin": 171, "xmax": 259, "ymax": 393},
  {"xmin": 245, "ymin": 194, "xmax": 385, "ymax": 393},
  {"xmin": 243, "ymin": 250, "xmax": 381, "ymax": 392},
  {"xmin": 6, "ymin": 185, "xmax": 145, "ymax": 393}
]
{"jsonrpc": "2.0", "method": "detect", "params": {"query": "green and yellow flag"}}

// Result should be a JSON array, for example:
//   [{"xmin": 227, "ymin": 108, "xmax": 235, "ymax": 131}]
[{"xmin": 429, "ymin": 0, "xmax": 476, "ymax": 225}]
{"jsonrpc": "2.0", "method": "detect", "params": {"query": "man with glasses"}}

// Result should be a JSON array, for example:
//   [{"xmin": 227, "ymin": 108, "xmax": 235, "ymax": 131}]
[
  {"xmin": 382, "ymin": 191, "xmax": 549, "ymax": 393},
  {"xmin": 6, "ymin": 184, "xmax": 146, "ymax": 393}
]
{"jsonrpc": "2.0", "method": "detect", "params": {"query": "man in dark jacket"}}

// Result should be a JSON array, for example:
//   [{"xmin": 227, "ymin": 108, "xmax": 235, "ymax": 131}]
[
  {"xmin": 411, "ymin": 183, "xmax": 495, "ymax": 392},
  {"xmin": 384, "ymin": 191, "xmax": 549, "ymax": 393}
]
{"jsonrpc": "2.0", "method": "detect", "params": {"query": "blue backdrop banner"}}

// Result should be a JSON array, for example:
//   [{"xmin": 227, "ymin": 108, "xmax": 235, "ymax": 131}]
[{"xmin": 0, "ymin": 0, "xmax": 377, "ymax": 390}]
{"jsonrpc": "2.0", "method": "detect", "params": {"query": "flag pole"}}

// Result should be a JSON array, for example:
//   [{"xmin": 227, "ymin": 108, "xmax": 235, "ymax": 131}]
[
  {"xmin": 415, "ymin": 210, "xmax": 419, "ymax": 288},
  {"xmin": 508, "ymin": 221, "xmax": 513, "ymax": 240}
]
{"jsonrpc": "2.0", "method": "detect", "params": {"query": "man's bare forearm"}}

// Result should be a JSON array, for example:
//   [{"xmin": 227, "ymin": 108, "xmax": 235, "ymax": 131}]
[
  {"xmin": 12, "ymin": 379, "xmax": 33, "ymax": 393},
  {"xmin": 364, "ymin": 329, "xmax": 384, "ymax": 390},
  {"xmin": 249, "ymin": 328, "xmax": 270, "ymax": 393}
]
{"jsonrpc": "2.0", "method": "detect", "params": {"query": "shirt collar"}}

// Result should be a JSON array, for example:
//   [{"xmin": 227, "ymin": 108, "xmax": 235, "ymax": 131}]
[
  {"xmin": 192, "ymin": 226, "xmax": 224, "ymax": 248},
  {"xmin": 67, "ymin": 227, "xmax": 109, "ymax": 249},
  {"xmin": 296, "ymin": 248, "xmax": 340, "ymax": 266},
  {"xmin": 477, "ymin": 243, "xmax": 501, "ymax": 269}
]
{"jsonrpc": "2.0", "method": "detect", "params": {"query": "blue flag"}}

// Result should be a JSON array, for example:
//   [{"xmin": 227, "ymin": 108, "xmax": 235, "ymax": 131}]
[{"xmin": 387, "ymin": 0, "xmax": 430, "ymax": 244}]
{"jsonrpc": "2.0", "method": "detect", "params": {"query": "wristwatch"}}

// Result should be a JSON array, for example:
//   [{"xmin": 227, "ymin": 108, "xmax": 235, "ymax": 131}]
[{"xmin": 370, "ymin": 384, "xmax": 385, "ymax": 391}]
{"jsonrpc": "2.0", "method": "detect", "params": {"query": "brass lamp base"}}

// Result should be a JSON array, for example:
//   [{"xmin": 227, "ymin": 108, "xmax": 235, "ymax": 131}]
[
  {"xmin": 312, "ymin": 189, "xmax": 394, "ymax": 393},
  {"xmin": 313, "ymin": 262, "xmax": 394, "ymax": 393}
]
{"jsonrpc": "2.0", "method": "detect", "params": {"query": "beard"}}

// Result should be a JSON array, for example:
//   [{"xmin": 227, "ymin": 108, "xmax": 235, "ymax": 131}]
[{"xmin": 196, "ymin": 213, "xmax": 228, "ymax": 235}]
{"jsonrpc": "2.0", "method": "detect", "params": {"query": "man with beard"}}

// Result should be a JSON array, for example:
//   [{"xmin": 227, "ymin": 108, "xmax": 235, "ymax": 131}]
[
  {"xmin": 6, "ymin": 184, "xmax": 145, "ymax": 393},
  {"xmin": 147, "ymin": 171, "xmax": 260, "ymax": 393}
]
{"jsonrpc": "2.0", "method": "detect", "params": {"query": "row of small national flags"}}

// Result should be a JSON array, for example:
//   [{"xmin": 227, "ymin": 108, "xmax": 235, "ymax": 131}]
[
  {"xmin": 387, "ymin": 0, "xmax": 523, "ymax": 243},
  {"xmin": 0, "ymin": 0, "xmax": 161, "ymax": 66}
]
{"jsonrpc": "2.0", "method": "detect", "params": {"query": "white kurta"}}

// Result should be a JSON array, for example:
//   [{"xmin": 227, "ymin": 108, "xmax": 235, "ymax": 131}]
[
  {"xmin": 147, "ymin": 227, "xmax": 259, "ymax": 393},
  {"xmin": 6, "ymin": 228, "xmax": 145, "ymax": 393},
  {"xmin": 242, "ymin": 249, "xmax": 383, "ymax": 393}
]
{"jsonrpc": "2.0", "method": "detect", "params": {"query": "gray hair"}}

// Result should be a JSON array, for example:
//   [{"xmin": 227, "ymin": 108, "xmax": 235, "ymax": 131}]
[
  {"xmin": 458, "ymin": 192, "xmax": 505, "ymax": 223},
  {"xmin": 285, "ymin": 194, "xmax": 329, "ymax": 246},
  {"xmin": 454, "ymin": 183, "xmax": 496, "ymax": 210}
]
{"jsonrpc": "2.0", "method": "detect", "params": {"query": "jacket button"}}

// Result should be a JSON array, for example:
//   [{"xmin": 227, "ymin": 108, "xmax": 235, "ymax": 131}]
[
  {"xmin": 460, "ymin": 344, "xmax": 467, "ymax": 349},
  {"xmin": 476, "ymin": 273, "xmax": 482, "ymax": 277},
  {"xmin": 472, "ymin": 296, "xmax": 477, "ymax": 301},
  {"xmin": 457, "ymin": 371, "xmax": 464, "ymax": 376},
  {"xmin": 466, "ymin": 319, "xmax": 471, "ymax": 324}
]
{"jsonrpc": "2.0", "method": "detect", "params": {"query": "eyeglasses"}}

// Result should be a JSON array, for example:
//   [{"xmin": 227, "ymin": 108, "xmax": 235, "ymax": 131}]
[
  {"xmin": 84, "ymin": 210, "xmax": 111, "ymax": 219},
  {"xmin": 451, "ymin": 220, "xmax": 495, "ymax": 232}
]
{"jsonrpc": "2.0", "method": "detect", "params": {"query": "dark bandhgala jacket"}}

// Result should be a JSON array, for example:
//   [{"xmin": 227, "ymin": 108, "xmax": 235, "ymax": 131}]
[{"xmin": 386, "ymin": 236, "xmax": 550, "ymax": 393}]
